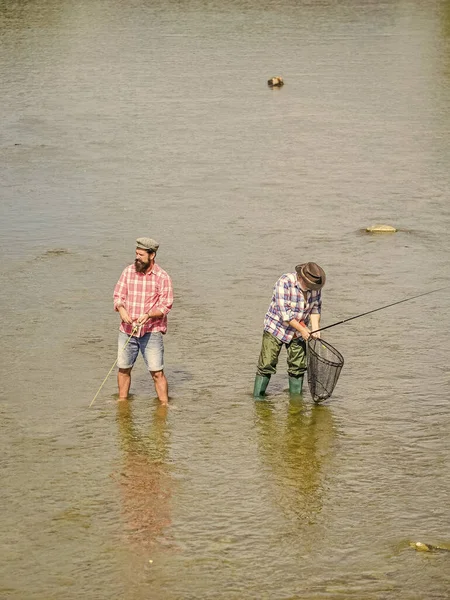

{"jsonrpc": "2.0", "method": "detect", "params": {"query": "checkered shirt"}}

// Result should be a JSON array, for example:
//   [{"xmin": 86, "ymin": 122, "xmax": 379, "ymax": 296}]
[
  {"xmin": 263, "ymin": 272, "xmax": 322, "ymax": 343},
  {"xmin": 113, "ymin": 263, "xmax": 173, "ymax": 337}
]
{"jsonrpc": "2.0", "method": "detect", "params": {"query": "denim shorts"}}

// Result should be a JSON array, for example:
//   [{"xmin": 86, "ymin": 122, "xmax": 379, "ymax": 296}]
[{"xmin": 117, "ymin": 330, "xmax": 164, "ymax": 372}]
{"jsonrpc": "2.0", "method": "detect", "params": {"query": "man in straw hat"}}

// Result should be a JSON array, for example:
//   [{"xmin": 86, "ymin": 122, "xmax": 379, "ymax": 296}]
[
  {"xmin": 113, "ymin": 237, "xmax": 173, "ymax": 404},
  {"xmin": 253, "ymin": 262, "xmax": 325, "ymax": 398}
]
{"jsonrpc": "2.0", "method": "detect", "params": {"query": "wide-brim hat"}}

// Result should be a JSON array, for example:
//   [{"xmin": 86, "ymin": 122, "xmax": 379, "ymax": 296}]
[
  {"xmin": 295, "ymin": 262, "xmax": 326, "ymax": 290},
  {"xmin": 136, "ymin": 237, "xmax": 159, "ymax": 252}
]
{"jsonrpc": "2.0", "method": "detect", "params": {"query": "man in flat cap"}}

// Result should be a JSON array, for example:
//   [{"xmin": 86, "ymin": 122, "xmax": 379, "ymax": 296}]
[
  {"xmin": 253, "ymin": 262, "xmax": 326, "ymax": 398},
  {"xmin": 113, "ymin": 237, "xmax": 173, "ymax": 404}
]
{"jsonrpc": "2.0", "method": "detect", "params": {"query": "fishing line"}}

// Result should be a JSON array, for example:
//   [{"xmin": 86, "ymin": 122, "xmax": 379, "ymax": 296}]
[
  {"xmin": 311, "ymin": 285, "xmax": 449, "ymax": 335},
  {"xmin": 89, "ymin": 324, "xmax": 139, "ymax": 408}
]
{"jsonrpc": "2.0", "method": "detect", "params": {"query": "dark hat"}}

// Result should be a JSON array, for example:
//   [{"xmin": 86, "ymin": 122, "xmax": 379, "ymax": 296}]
[
  {"xmin": 295, "ymin": 262, "xmax": 326, "ymax": 290},
  {"xmin": 136, "ymin": 237, "xmax": 159, "ymax": 252}
]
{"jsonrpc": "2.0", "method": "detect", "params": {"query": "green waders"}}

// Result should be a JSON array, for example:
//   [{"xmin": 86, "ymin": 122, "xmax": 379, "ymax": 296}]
[
  {"xmin": 254, "ymin": 331, "xmax": 307, "ymax": 398},
  {"xmin": 253, "ymin": 374, "xmax": 270, "ymax": 399},
  {"xmin": 288, "ymin": 375, "xmax": 304, "ymax": 395}
]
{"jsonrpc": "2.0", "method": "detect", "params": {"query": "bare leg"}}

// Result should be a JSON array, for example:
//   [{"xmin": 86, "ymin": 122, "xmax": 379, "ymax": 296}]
[
  {"xmin": 118, "ymin": 367, "xmax": 132, "ymax": 400},
  {"xmin": 150, "ymin": 370, "xmax": 169, "ymax": 404}
]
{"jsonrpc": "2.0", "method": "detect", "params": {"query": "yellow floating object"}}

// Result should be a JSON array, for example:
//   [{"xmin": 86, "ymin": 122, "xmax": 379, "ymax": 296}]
[{"xmin": 365, "ymin": 224, "xmax": 397, "ymax": 233}]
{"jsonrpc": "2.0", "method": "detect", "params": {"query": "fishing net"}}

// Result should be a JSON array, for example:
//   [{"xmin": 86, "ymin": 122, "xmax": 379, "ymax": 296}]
[{"xmin": 307, "ymin": 338, "xmax": 344, "ymax": 402}]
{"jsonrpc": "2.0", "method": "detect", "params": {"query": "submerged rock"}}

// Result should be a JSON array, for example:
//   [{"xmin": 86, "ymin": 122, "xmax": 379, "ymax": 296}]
[
  {"xmin": 268, "ymin": 76, "xmax": 284, "ymax": 87},
  {"xmin": 410, "ymin": 541, "xmax": 450, "ymax": 553},
  {"xmin": 365, "ymin": 224, "xmax": 397, "ymax": 233}
]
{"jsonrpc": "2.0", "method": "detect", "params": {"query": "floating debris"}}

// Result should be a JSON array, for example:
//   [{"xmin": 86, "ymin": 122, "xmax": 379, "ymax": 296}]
[
  {"xmin": 365, "ymin": 224, "xmax": 397, "ymax": 233},
  {"xmin": 36, "ymin": 248, "xmax": 70, "ymax": 260},
  {"xmin": 268, "ymin": 76, "xmax": 284, "ymax": 87},
  {"xmin": 36, "ymin": 248, "xmax": 71, "ymax": 261},
  {"xmin": 42, "ymin": 248, "xmax": 70, "ymax": 257}
]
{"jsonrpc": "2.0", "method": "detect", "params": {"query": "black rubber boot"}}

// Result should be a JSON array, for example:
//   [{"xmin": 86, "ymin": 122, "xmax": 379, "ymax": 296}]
[{"xmin": 253, "ymin": 374, "xmax": 270, "ymax": 399}]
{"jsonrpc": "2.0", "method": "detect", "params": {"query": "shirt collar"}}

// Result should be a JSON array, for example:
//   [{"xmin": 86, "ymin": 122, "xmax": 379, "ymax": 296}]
[{"xmin": 146, "ymin": 262, "xmax": 160, "ymax": 276}]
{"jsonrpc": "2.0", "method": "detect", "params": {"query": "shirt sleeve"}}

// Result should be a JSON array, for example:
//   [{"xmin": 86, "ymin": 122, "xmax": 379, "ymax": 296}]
[
  {"xmin": 113, "ymin": 268, "xmax": 128, "ymax": 311},
  {"xmin": 275, "ymin": 277, "xmax": 295, "ymax": 322},
  {"xmin": 155, "ymin": 274, "xmax": 174, "ymax": 316},
  {"xmin": 310, "ymin": 291, "xmax": 322, "ymax": 314}
]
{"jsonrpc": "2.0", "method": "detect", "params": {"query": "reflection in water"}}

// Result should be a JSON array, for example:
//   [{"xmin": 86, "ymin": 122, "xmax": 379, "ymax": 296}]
[
  {"xmin": 115, "ymin": 403, "xmax": 172, "ymax": 551},
  {"xmin": 254, "ymin": 400, "xmax": 336, "ymax": 526}
]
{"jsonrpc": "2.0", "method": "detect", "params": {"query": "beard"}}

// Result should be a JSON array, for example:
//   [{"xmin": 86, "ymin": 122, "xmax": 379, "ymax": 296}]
[{"xmin": 135, "ymin": 258, "xmax": 150, "ymax": 273}]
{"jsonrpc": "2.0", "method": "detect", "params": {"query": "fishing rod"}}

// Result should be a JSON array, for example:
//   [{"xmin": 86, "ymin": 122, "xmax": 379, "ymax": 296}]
[
  {"xmin": 311, "ymin": 285, "xmax": 449, "ymax": 335},
  {"xmin": 89, "ymin": 324, "xmax": 139, "ymax": 408}
]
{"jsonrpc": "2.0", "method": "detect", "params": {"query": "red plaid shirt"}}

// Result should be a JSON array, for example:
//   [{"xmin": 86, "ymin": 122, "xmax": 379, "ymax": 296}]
[{"xmin": 113, "ymin": 263, "xmax": 173, "ymax": 337}]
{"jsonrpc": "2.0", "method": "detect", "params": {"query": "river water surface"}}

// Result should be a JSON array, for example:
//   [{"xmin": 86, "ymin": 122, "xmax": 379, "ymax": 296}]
[{"xmin": 1, "ymin": 0, "xmax": 450, "ymax": 598}]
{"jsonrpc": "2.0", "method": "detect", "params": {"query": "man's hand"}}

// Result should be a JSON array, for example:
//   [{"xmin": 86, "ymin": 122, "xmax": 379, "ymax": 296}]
[
  {"xmin": 137, "ymin": 313, "xmax": 151, "ymax": 325},
  {"xmin": 300, "ymin": 329, "xmax": 311, "ymax": 341},
  {"xmin": 118, "ymin": 306, "xmax": 133, "ymax": 325},
  {"xmin": 289, "ymin": 318, "xmax": 311, "ymax": 341}
]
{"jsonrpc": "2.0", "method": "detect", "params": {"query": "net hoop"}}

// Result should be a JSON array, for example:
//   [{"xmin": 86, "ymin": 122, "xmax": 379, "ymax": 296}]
[
  {"xmin": 307, "ymin": 337, "xmax": 344, "ymax": 402},
  {"xmin": 309, "ymin": 338, "xmax": 344, "ymax": 367}
]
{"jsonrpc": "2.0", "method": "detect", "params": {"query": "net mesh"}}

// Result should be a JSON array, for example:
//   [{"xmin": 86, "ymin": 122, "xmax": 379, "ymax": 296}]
[{"xmin": 307, "ymin": 338, "xmax": 344, "ymax": 402}]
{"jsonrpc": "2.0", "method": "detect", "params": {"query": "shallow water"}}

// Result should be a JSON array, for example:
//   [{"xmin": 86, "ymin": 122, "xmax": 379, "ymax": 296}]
[{"xmin": 1, "ymin": 0, "xmax": 450, "ymax": 598}]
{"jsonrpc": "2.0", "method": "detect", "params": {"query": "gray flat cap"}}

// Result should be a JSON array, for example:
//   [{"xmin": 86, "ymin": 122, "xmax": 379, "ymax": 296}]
[{"xmin": 136, "ymin": 237, "xmax": 159, "ymax": 252}]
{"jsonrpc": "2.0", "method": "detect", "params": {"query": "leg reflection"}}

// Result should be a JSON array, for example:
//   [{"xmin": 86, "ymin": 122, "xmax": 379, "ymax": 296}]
[
  {"xmin": 254, "ymin": 399, "xmax": 336, "ymax": 525},
  {"xmin": 115, "ymin": 402, "xmax": 172, "ymax": 550}
]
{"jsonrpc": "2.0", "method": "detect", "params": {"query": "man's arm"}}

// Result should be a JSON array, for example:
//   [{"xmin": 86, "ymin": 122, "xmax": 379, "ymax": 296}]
[
  {"xmin": 288, "ymin": 290, "xmax": 322, "ymax": 340},
  {"xmin": 154, "ymin": 275, "xmax": 174, "ymax": 316},
  {"xmin": 137, "ymin": 275, "xmax": 174, "ymax": 324},
  {"xmin": 309, "ymin": 313, "xmax": 320, "ymax": 337},
  {"xmin": 113, "ymin": 270, "xmax": 133, "ymax": 324},
  {"xmin": 287, "ymin": 314, "xmax": 320, "ymax": 340},
  {"xmin": 309, "ymin": 291, "xmax": 322, "ymax": 337},
  {"xmin": 275, "ymin": 277, "xmax": 295, "ymax": 323},
  {"xmin": 288, "ymin": 318, "xmax": 311, "ymax": 340},
  {"xmin": 275, "ymin": 277, "xmax": 311, "ymax": 340}
]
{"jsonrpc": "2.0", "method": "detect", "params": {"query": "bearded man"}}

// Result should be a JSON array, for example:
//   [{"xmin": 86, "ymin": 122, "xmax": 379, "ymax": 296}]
[{"xmin": 113, "ymin": 237, "xmax": 173, "ymax": 404}]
